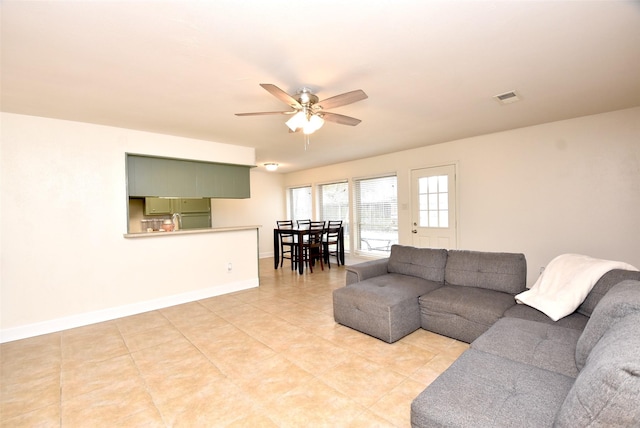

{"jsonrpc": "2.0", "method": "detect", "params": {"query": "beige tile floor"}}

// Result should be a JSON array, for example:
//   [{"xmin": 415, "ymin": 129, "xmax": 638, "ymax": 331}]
[{"xmin": 1, "ymin": 257, "xmax": 468, "ymax": 427}]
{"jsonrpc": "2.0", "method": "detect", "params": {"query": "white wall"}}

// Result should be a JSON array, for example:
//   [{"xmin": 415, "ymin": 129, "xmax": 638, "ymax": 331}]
[
  {"xmin": 3, "ymin": 108, "xmax": 638, "ymax": 341},
  {"xmin": 284, "ymin": 107, "xmax": 640, "ymax": 286},
  {"xmin": 211, "ymin": 169, "xmax": 285, "ymax": 258},
  {"xmin": 0, "ymin": 113, "xmax": 259, "ymax": 342}
]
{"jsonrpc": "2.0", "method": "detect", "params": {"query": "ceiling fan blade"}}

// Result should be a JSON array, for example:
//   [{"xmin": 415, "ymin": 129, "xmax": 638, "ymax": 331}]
[
  {"xmin": 235, "ymin": 110, "xmax": 296, "ymax": 116},
  {"xmin": 260, "ymin": 83, "xmax": 302, "ymax": 109},
  {"xmin": 317, "ymin": 89, "xmax": 368, "ymax": 110},
  {"xmin": 321, "ymin": 112, "xmax": 362, "ymax": 126}
]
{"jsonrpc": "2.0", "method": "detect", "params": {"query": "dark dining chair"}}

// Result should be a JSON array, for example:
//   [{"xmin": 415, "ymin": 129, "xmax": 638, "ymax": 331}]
[
  {"xmin": 324, "ymin": 220, "xmax": 342, "ymax": 268},
  {"xmin": 301, "ymin": 224, "xmax": 325, "ymax": 273},
  {"xmin": 304, "ymin": 221, "xmax": 325, "ymax": 244},
  {"xmin": 298, "ymin": 220, "xmax": 323, "ymax": 245},
  {"xmin": 296, "ymin": 219, "xmax": 311, "ymax": 227},
  {"xmin": 276, "ymin": 220, "xmax": 296, "ymax": 270}
]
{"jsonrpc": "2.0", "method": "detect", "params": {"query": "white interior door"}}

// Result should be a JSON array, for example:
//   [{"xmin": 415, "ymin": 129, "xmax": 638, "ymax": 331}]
[{"xmin": 411, "ymin": 164, "xmax": 457, "ymax": 249}]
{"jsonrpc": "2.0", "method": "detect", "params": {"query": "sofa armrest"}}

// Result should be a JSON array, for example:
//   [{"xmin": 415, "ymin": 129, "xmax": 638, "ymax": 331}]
[{"xmin": 345, "ymin": 258, "xmax": 389, "ymax": 285}]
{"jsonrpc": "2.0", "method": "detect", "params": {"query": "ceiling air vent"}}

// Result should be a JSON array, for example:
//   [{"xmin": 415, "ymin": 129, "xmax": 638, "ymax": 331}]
[{"xmin": 493, "ymin": 90, "xmax": 521, "ymax": 105}]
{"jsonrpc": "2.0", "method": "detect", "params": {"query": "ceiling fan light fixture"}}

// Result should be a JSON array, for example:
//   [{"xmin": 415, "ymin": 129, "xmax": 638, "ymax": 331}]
[
  {"xmin": 237, "ymin": 84, "xmax": 367, "ymax": 141},
  {"xmin": 286, "ymin": 111, "xmax": 307, "ymax": 132},
  {"xmin": 303, "ymin": 114, "xmax": 324, "ymax": 135},
  {"xmin": 264, "ymin": 163, "xmax": 279, "ymax": 171}
]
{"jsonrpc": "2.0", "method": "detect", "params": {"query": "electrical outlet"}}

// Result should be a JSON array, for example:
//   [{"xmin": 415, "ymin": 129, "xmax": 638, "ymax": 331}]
[{"xmin": 539, "ymin": 266, "xmax": 545, "ymax": 274}]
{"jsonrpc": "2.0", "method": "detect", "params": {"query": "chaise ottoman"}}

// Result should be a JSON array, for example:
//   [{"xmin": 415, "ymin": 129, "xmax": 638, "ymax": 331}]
[{"xmin": 333, "ymin": 246, "xmax": 447, "ymax": 343}]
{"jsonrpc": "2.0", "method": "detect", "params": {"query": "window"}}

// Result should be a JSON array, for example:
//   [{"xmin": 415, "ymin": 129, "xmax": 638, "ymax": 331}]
[
  {"xmin": 355, "ymin": 175, "xmax": 398, "ymax": 255},
  {"xmin": 289, "ymin": 186, "xmax": 312, "ymax": 221},
  {"xmin": 318, "ymin": 181, "xmax": 350, "ymax": 251},
  {"xmin": 418, "ymin": 175, "xmax": 449, "ymax": 228}
]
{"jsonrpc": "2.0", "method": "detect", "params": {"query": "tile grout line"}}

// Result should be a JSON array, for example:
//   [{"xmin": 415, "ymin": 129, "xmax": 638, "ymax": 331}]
[{"xmin": 113, "ymin": 318, "xmax": 168, "ymax": 428}]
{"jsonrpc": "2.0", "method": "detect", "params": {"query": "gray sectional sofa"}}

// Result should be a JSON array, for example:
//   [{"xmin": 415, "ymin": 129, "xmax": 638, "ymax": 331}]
[
  {"xmin": 332, "ymin": 244, "xmax": 640, "ymax": 427},
  {"xmin": 411, "ymin": 279, "xmax": 640, "ymax": 427},
  {"xmin": 334, "ymin": 245, "xmax": 528, "ymax": 343}
]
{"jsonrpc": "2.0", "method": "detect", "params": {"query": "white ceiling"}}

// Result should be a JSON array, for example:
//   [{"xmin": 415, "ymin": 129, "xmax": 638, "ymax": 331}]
[{"xmin": 2, "ymin": 1, "xmax": 640, "ymax": 173}]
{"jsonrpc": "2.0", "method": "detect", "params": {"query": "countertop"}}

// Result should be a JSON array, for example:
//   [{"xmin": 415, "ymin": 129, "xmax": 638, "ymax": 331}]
[{"xmin": 124, "ymin": 225, "xmax": 260, "ymax": 239}]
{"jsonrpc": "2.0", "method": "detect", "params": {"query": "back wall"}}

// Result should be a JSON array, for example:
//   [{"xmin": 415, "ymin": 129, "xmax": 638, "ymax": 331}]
[{"xmin": 283, "ymin": 107, "xmax": 640, "ymax": 285}]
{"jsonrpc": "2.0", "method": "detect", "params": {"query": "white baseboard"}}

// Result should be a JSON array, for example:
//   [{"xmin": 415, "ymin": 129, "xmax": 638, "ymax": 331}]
[{"xmin": 0, "ymin": 278, "xmax": 259, "ymax": 344}]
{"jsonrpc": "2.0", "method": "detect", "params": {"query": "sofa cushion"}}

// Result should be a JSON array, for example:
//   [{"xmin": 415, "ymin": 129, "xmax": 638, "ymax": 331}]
[
  {"xmin": 555, "ymin": 313, "xmax": 640, "ymax": 427},
  {"xmin": 445, "ymin": 250, "xmax": 526, "ymax": 295},
  {"xmin": 577, "ymin": 269, "xmax": 640, "ymax": 316},
  {"xmin": 411, "ymin": 349, "xmax": 574, "ymax": 428},
  {"xmin": 419, "ymin": 285, "xmax": 516, "ymax": 343},
  {"xmin": 350, "ymin": 273, "xmax": 442, "ymax": 297},
  {"xmin": 503, "ymin": 303, "xmax": 589, "ymax": 330},
  {"xmin": 471, "ymin": 317, "xmax": 581, "ymax": 377},
  {"xmin": 575, "ymin": 279, "xmax": 640, "ymax": 370},
  {"xmin": 387, "ymin": 245, "xmax": 448, "ymax": 282}
]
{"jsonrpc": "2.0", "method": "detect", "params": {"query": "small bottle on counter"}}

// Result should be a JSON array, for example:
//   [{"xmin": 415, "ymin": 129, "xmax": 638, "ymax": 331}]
[{"xmin": 172, "ymin": 213, "xmax": 181, "ymax": 231}]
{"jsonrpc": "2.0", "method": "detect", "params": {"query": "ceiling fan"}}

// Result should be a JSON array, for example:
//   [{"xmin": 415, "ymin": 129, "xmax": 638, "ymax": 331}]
[{"xmin": 235, "ymin": 83, "xmax": 368, "ymax": 135}]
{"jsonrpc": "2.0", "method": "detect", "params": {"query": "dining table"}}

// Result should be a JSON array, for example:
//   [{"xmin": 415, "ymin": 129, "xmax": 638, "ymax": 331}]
[{"xmin": 273, "ymin": 224, "xmax": 345, "ymax": 274}]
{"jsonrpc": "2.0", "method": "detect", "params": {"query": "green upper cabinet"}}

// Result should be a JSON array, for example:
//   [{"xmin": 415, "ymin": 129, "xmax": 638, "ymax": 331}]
[
  {"xmin": 144, "ymin": 197, "xmax": 210, "ymax": 215},
  {"xmin": 144, "ymin": 197, "xmax": 173, "ymax": 215},
  {"xmin": 166, "ymin": 159, "xmax": 198, "ymax": 197},
  {"xmin": 127, "ymin": 154, "xmax": 251, "ymax": 198},
  {"xmin": 127, "ymin": 156, "xmax": 169, "ymax": 196},
  {"xmin": 196, "ymin": 162, "xmax": 250, "ymax": 198},
  {"xmin": 178, "ymin": 198, "xmax": 210, "ymax": 213}
]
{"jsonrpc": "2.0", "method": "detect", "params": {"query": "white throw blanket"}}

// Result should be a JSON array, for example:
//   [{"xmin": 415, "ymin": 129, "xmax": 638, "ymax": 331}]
[{"xmin": 515, "ymin": 254, "xmax": 638, "ymax": 321}]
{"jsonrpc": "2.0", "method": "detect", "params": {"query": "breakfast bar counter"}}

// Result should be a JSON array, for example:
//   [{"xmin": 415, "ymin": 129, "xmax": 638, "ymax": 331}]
[{"xmin": 124, "ymin": 225, "xmax": 260, "ymax": 239}]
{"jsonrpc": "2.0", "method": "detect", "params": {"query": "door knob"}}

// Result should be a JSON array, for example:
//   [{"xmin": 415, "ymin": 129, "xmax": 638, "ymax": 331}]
[{"xmin": 412, "ymin": 229, "xmax": 417, "ymax": 234}]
